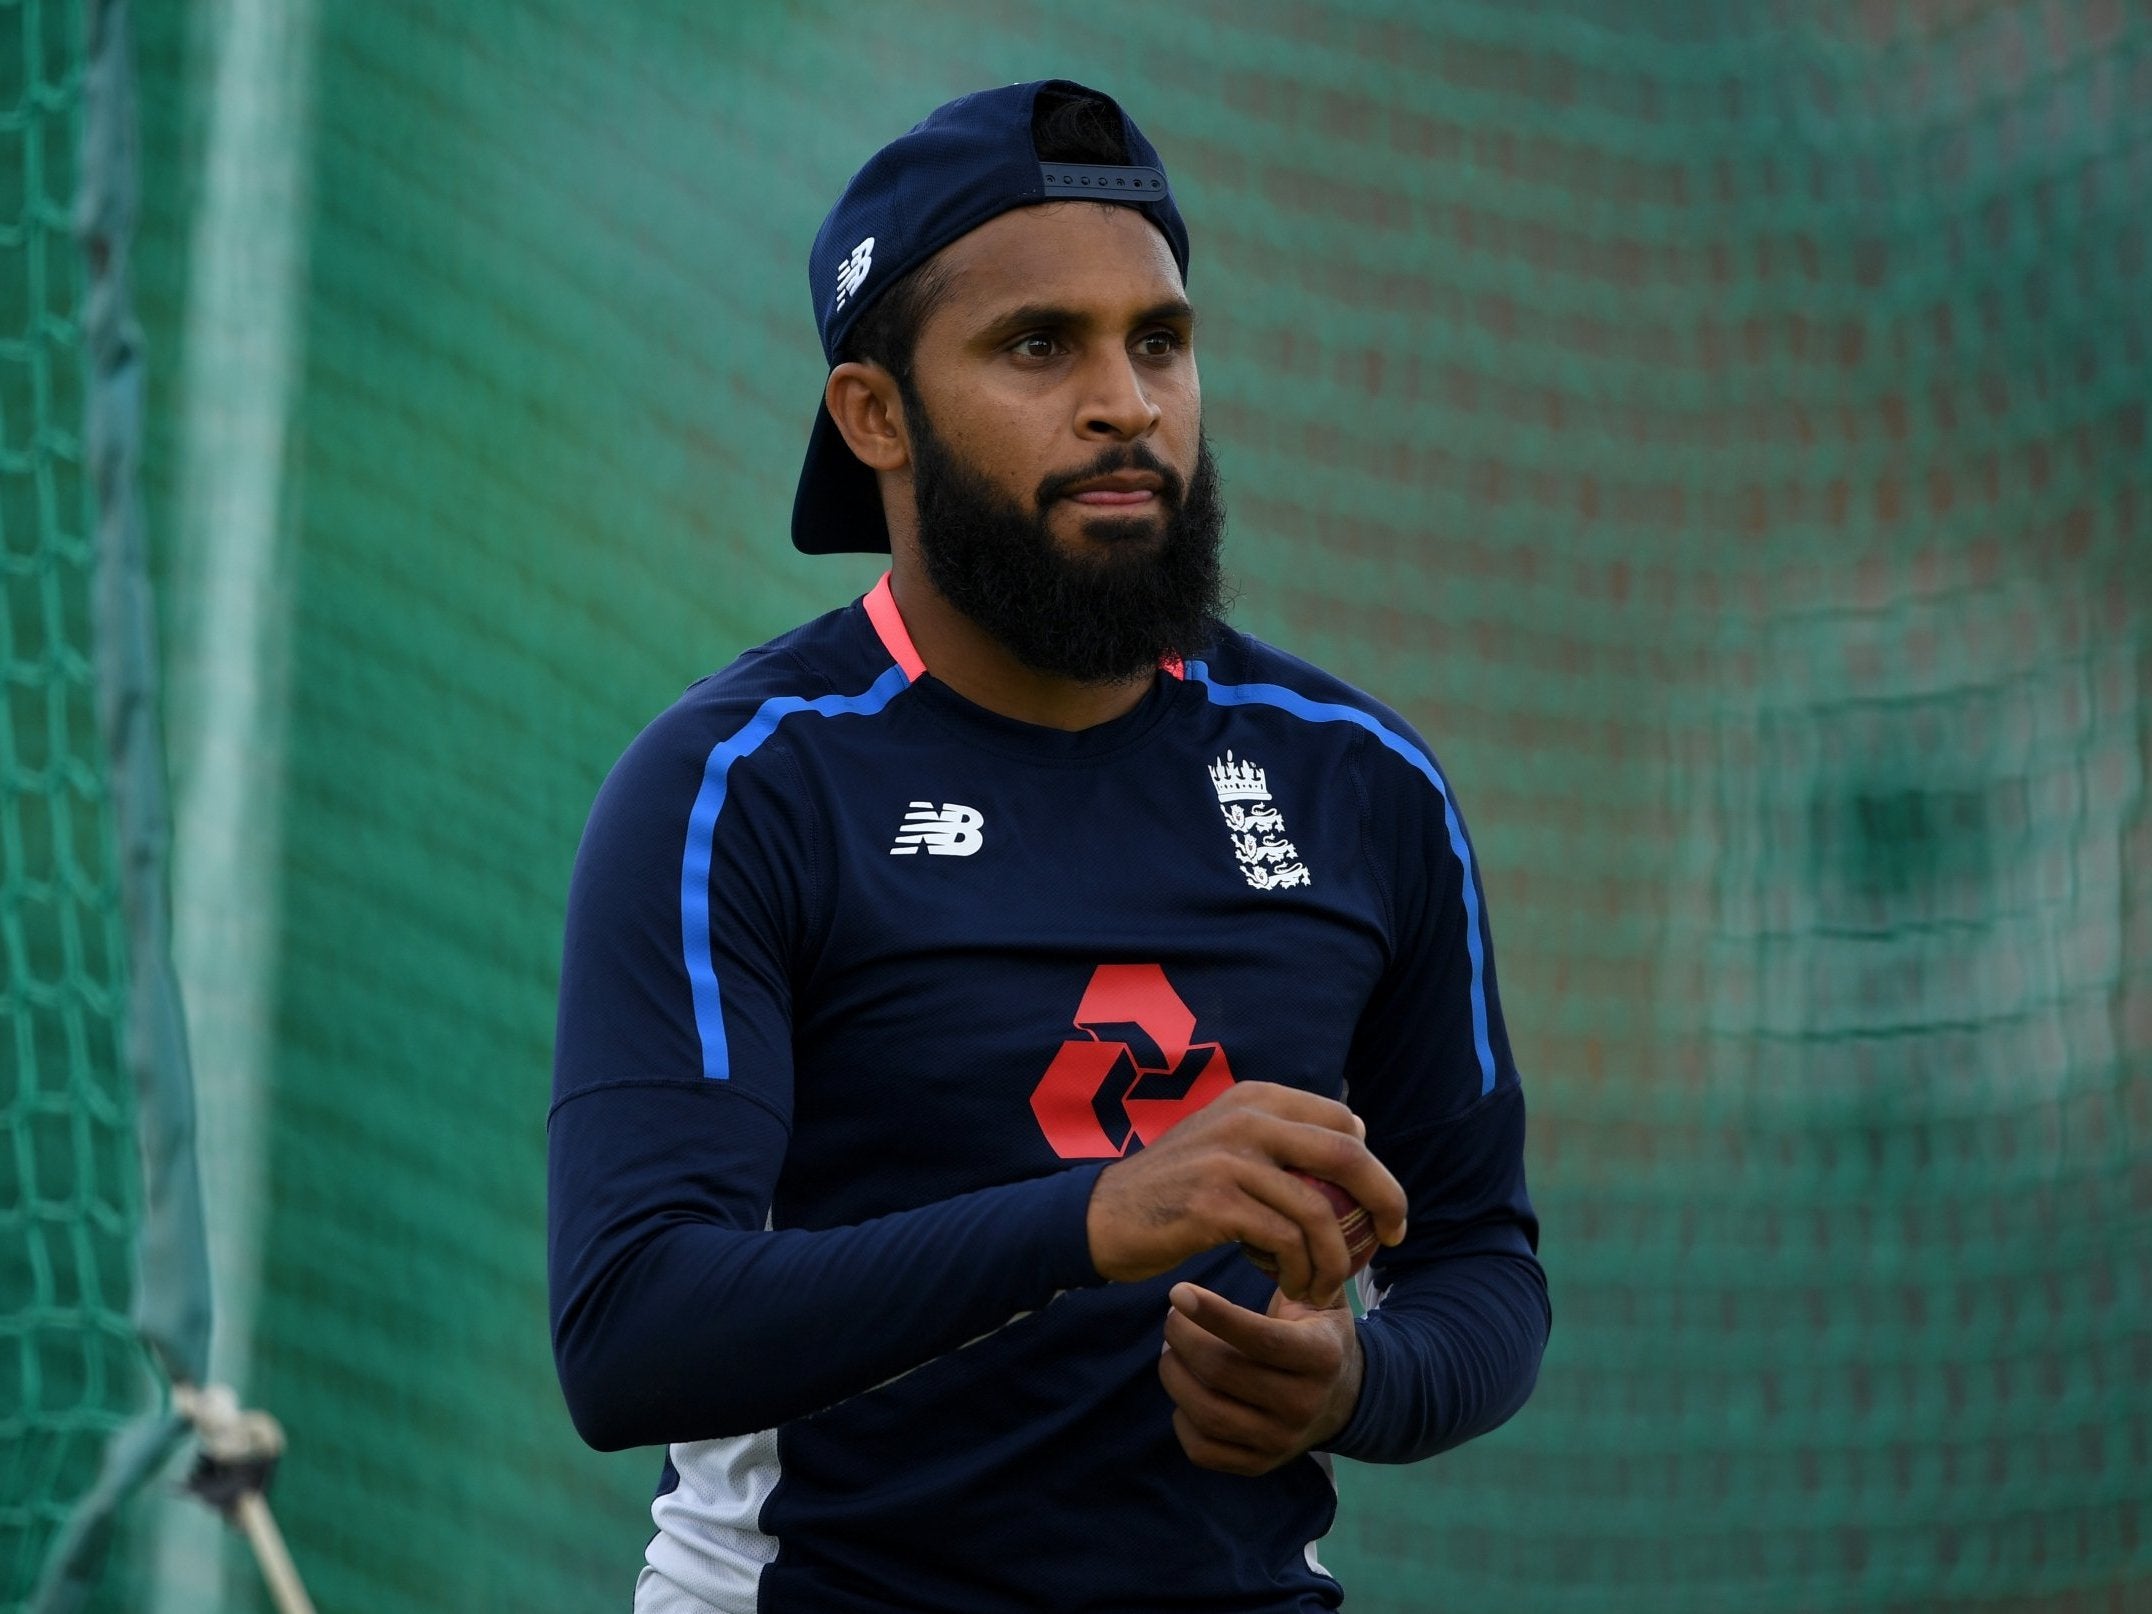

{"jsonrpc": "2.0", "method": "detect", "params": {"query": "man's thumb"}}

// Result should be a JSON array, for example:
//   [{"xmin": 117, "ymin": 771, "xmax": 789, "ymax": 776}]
[{"xmin": 1267, "ymin": 1285, "xmax": 1348, "ymax": 1321}]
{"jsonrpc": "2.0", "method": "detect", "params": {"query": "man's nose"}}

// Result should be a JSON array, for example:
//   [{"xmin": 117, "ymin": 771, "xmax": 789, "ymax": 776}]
[{"xmin": 1076, "ymin": 350, "xmax": 1162, "ymax": 441}]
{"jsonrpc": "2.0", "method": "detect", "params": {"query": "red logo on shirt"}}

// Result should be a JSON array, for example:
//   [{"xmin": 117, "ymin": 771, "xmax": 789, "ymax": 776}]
[{"xmin": 1029, "ymin": 964, "xmax": 1235, "ymax": 1159}]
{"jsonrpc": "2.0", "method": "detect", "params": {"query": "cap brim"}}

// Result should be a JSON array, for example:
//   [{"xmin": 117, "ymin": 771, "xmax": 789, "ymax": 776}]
[{"xmin": 791, "ymin": 400, "xmax": 891, "ymax": 555}]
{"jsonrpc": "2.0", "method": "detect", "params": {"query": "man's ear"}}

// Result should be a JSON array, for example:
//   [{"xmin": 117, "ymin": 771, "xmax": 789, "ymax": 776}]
[{"xmin": 825, "ymin": 362, "xmax": 910, "ymax": 474}]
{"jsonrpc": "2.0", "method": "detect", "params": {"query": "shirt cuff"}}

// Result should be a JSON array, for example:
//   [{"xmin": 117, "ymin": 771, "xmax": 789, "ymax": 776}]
[
  {"xmin": 1030, "ymin": 1160, "xmax": 1114, "ymax": 1290},
  {"xmin": 1325, "ymin": 1312, "xmax": 1416, "ymax": 1462}
]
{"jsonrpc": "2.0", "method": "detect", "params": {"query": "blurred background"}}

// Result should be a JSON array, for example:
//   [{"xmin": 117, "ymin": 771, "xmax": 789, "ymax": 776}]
[{"xmin": 5, "ymin": 0, "xmax": 2149, "ymax": 1610}]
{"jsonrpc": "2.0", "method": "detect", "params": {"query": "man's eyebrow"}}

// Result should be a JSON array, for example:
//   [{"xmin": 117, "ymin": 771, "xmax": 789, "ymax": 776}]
[
  {"xmin": 972, "ymin": 297, "xmax": 1198, "ymax": 341},
  {"xmin": 1133, "ymin": 297, "xmax": 1198, "ymax": 329}
]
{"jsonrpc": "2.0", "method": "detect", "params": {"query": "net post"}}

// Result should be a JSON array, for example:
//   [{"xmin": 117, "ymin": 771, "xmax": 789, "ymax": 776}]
[{"xmin": 29, "ymin": 0, "xmax": 215, "ymax": 1606}]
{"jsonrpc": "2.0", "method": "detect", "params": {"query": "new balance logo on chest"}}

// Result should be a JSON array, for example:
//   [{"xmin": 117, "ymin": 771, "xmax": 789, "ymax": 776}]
[
  {"xmin": 890, "ymin": 801, "xmax": 984, "ymax": 857},
  {"xmin": 1209, "ymin": 753, "xmax": 1311, "ymax": 890}
]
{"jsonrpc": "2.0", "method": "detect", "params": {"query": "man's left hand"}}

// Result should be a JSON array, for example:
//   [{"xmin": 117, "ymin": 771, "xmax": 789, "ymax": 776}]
[{"xmin": 1158, "ymin": 1281, "xmax": 1364, "ymax": 1475}]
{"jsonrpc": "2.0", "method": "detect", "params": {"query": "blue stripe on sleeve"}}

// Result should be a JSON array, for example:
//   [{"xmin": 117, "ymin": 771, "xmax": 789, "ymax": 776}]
[
  {"xmin": 1185, "ymin": 661, "xmax": 1498, "ymax": 1097},
  {"xmin": 680, "ymin": 664, "xmax": 911, "ymax": 1080}
]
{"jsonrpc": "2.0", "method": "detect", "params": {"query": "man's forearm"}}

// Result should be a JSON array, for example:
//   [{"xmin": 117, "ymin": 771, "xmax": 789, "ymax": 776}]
[{"xmin": 549, "ymin": 1082, "xmax": 1107, "ymax": 1450}]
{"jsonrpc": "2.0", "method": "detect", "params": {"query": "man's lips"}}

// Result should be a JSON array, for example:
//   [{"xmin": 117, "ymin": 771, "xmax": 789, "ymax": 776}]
[
  {"xmin": 1067, "ymin": 488, "xmax": 1158, "ymax": 507},
  {"xmin": 1059, "ymin": 471, "xmax": 1167, "ymax": 509}
]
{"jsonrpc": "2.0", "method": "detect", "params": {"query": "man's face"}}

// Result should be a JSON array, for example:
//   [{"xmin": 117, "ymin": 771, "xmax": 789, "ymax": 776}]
[
  {"xmin": 904, "ymin": 203, "xmax": 1202, "ymax": 544},
  {"xmin": 895, "ymin": 203, "xmax": 1223, "ymax": 682}
]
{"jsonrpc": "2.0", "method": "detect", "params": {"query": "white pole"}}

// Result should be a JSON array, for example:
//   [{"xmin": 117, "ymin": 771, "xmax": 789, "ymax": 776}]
[
  {"xmin": 150, "ymin": 0, "xmax": 318, "ymax": 1609},
  {"xmin": 232, "ymin": 1495, "xmax": 318, "ymax": 1614}
]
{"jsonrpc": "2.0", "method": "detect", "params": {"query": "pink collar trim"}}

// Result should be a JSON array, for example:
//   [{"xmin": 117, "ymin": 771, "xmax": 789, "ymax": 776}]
[{"xmin": 864, "ymin": 572, "xmax": 926, "ymax": 682}]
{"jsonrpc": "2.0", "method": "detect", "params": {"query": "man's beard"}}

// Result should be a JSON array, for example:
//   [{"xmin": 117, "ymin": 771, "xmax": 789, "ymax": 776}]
[{"xmin": 906, "ymin": 397, "xmax": 1226, "ymax": 685}]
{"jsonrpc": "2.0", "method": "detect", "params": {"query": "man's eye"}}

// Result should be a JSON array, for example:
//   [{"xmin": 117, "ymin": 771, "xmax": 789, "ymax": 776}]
[
  {"xmin": 1013, "ymin": 335, "xmax": 1059, "ymax": 359},
  {"xmin": 1136, "ymin": 331, "xmax": 1183, "ymax": 356}
]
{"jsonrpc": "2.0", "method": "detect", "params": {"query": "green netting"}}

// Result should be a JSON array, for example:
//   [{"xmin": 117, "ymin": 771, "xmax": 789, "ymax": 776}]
[
  {"xmin": 0, "ymin": 0, "xmax": 143, "ymax": 1606},
  {"xmin": 107, "ymin": 1, "xmax": 2152, "ymax": 1610}
]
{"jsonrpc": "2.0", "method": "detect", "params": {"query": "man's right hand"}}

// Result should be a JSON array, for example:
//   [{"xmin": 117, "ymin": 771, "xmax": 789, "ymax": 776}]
[{"xmin": 1084, "ymin": 1083, "xmax": 1408, "ymax": 1304}]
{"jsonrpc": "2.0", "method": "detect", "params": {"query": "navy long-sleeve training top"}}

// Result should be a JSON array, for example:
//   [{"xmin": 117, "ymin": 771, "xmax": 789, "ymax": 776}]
[{"xmin": 549, "ymin": 576, "xmax": 1549, "ymax": 1614}]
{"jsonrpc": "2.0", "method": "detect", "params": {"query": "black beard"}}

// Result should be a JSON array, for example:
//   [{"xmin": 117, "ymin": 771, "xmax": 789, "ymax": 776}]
[{"xmin": 906, "ymin": 399, "xmax": 1227, "ymax": 685}]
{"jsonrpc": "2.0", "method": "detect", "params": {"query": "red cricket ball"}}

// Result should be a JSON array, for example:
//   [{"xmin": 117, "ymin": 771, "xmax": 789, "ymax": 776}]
[{"xmin": 1242, "ymin": 1170, "xmax": 1380, "ymax": 1280}]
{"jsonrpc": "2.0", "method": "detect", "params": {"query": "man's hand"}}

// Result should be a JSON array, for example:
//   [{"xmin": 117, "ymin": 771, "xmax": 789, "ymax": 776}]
[
  {"xmin": 1085, "ymin": 1082, "xmax": 1406, "ymax": 1303},
  {"xmin": 1158, "ymin": 1282, "xmax": 1363, "ymax": 1475}
]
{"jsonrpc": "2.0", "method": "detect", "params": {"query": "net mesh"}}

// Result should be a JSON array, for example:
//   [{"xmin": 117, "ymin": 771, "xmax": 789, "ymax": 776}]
[
  {"xmin": 0, "ymin": 0, "xmax": 142, "ymax": 1606},
  {"xmin": 102, "ymin": 0, "xmax": 2152, "ymax": 1609}
]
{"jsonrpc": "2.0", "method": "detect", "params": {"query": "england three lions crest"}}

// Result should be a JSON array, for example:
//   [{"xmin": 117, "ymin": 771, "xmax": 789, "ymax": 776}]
[{"xmin": 1209, "ymin": 752, "xmax": 1311, "ymax": 891}]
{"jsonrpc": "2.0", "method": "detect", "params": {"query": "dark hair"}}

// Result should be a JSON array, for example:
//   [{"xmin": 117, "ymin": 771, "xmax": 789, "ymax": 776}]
[
  {"xmin": 837, "ymin": 87, "xmax": 1133, "ymax": 380},
  {"xmin": 1031, "ymin": 84, "xmax": 1131, "ymax": 168},
  {"xmin": 835, "ymin": 259, "xmax": 954, "ymax": 386}
]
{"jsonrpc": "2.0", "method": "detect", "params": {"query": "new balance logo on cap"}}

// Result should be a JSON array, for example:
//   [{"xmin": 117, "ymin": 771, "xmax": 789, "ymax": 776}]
[
  {"xmin": 890, "ymin": 802, "xmax": 984, "ymax": 857},
  {"xmin": 834, "ymin": 236, "xmax": 875, "ymax": 311}
]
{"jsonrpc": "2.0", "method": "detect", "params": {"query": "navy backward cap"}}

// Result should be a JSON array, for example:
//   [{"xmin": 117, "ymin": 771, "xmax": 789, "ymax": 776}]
[{"xmin": 791, "ymin": 79, "xmax": 1190, "ymax": 555}]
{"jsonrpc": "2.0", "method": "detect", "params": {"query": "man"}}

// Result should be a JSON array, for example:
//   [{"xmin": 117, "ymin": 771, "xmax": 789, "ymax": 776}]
[{"xmin": 550, "ymin": 79, "xmax": 1548, "ymax": 1614}]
